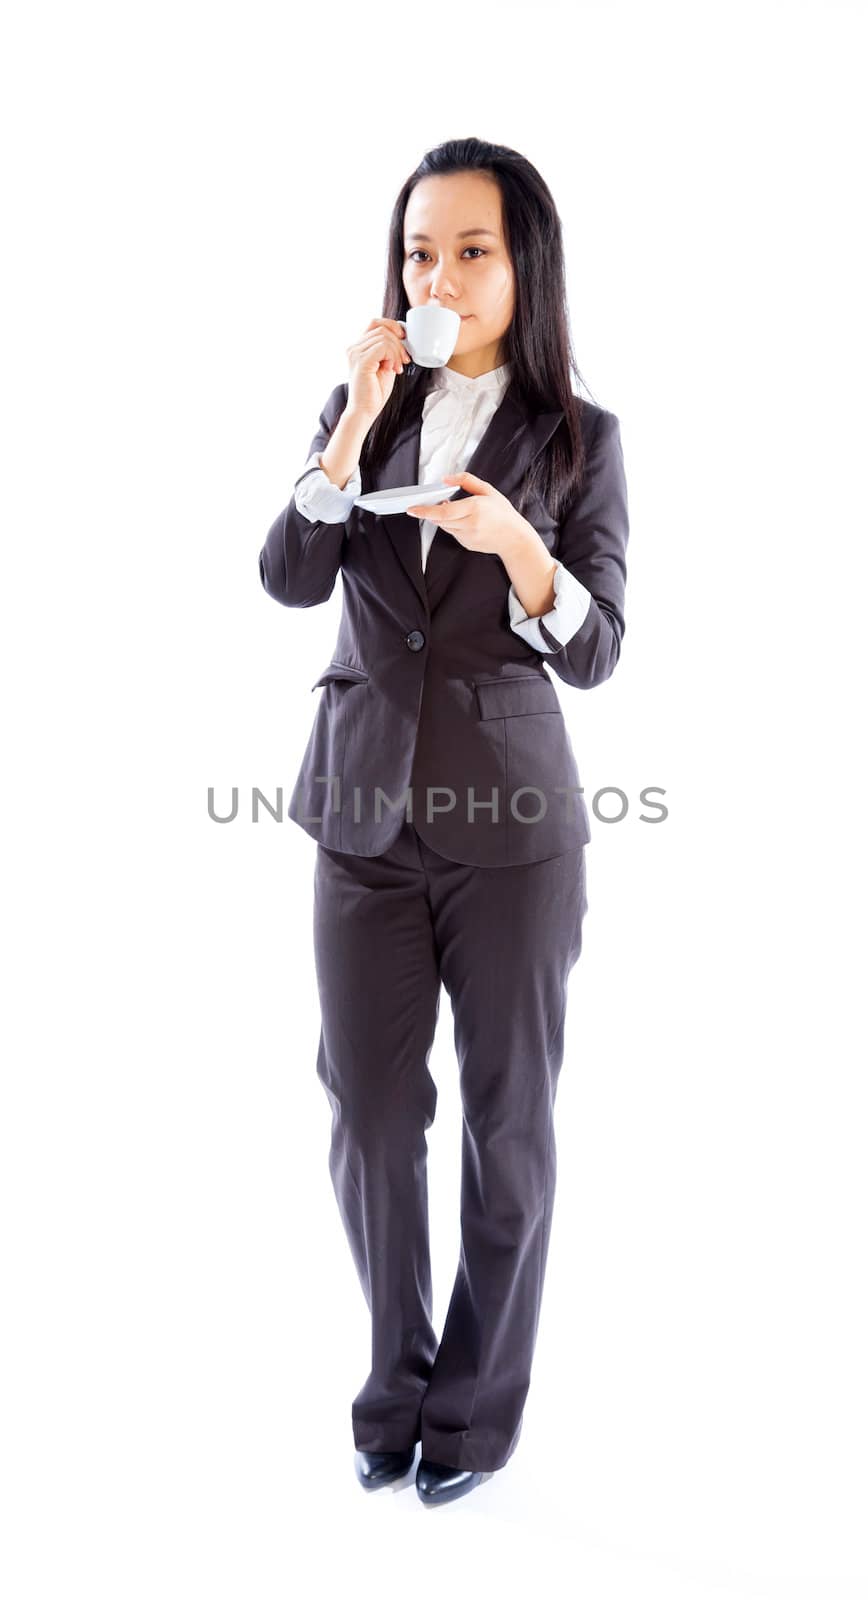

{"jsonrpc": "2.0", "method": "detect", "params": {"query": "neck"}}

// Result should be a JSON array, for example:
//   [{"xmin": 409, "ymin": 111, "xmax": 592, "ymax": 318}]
[{"xmin": 446, "ymin": 340, "xmax": 507, "ymax": 379}]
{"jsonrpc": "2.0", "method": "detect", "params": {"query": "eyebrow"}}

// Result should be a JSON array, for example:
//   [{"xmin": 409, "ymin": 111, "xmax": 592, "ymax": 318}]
[{"xmin": 405, "ymin": 229, "xmax": 499, "ymax": 242}]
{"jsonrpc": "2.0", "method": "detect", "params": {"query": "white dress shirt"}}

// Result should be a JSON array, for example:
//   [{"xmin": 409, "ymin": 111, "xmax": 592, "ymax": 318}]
[{"xmin": 292, "ymin": 361, "xmax": 592, "ymax": 652}]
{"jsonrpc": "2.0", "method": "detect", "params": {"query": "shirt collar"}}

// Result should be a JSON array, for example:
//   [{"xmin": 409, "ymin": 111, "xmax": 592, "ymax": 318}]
[{"xmin": 428, "ymin": 360, "xmax": 512, "ymax": 399}]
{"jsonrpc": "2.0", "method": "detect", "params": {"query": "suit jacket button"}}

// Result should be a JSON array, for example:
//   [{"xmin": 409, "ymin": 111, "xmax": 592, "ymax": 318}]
[{"xmin": 405, "ymin": 630, "xmax": 426, "ymax": 651}]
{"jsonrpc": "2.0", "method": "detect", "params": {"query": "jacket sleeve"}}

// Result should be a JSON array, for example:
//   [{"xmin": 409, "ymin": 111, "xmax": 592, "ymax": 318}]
[
  {"xmin": 294, "ymin": 447, "xmax": 362, "ymax": 522},
  {"xmin": 507, "ymin": 559, "xmax": 592, "ymax": 652},
  {"xmin": 524, "ymin": 408, "xmax": 629, "ymax": 690},
  {"xmin": 258, "ymin": 383, "xmax": 355, "ymax": 608}
]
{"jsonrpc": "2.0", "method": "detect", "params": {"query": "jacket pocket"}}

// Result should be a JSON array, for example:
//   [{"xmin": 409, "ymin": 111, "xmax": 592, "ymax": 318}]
[
  {"xmin": 472, "ymin": 673, "xmax": 561, "ymax": 720},
  {"xmin": 310, "ymin": 661, "xmax": 369, "ymax": 691}
]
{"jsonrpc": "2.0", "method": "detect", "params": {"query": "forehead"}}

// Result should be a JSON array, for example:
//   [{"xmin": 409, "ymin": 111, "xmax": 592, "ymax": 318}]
[{"xmin": 403, "ymin": 174, "xmax": 502, "ymax": 239}]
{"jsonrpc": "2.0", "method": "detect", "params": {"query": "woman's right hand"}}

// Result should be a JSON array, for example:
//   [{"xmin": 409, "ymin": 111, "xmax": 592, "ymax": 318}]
[{"xmin": 346, "ymin": 318, "xmax": 412, "ymax": 422}]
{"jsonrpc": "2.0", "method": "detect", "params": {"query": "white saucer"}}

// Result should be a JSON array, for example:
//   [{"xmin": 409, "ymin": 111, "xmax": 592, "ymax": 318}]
[{"xmin": 354, "ymin": 482, "xmax": 459, "ymax": 516}]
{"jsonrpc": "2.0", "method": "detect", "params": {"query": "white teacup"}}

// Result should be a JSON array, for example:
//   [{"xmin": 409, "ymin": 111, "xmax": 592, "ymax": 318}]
[{"xmin": 398, "ymin": 306, "xmax": 461, "ymax": 368}]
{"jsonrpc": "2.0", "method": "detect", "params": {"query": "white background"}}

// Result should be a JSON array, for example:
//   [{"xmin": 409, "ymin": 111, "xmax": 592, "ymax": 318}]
[{"xmin": 2, "ymin": 1, "xmax": 866, "ymax": 1594}]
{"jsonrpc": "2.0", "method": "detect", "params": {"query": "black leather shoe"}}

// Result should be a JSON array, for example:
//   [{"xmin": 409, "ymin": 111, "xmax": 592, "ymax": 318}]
[
  {"xmin": 416, "ymin": 1456, "xmax": 487, "ymax": 1505},
  {"xmin": 354, "ymin": 1445, "xmax": 417, "ymax": 1490}
]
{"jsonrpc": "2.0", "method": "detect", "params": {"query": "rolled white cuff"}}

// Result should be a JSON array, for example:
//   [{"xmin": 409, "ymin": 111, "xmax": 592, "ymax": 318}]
[
  {"xmin": 293, "ymin": 451, "xmax": 362, "ymax": 524},
  {"xmin": 508, "ymin": 560, "xmax": 592, "ymax": 652}
]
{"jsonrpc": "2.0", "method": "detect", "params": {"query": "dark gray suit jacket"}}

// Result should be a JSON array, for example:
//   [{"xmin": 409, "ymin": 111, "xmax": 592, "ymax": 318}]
[{"xmin": 258, "ymin": 377, "xmax": 629, "ymax": 866}]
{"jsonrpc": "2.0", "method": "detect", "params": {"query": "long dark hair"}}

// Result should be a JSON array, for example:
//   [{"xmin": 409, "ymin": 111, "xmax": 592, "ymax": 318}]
[{"xmin": 359, "ymin": 136, "xmax": 599, "ymax": 522}]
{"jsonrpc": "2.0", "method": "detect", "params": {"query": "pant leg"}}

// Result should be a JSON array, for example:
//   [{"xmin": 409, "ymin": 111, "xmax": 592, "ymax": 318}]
[
  {"xmin": 313, "ymin": 818, "xmax": 442, "ymax": 1452},
  {"xmin": 416, "ymin": 836, "xmax": 588, "ymax": 1473}
]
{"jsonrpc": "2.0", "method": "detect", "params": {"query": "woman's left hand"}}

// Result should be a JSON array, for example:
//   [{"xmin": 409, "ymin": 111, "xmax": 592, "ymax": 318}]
[{"xmin": 405, "ymin": 472, "xmax": 530, "ymax": 558}]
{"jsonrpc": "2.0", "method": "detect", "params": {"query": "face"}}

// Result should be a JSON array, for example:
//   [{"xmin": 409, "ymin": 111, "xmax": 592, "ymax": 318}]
[{"xmin": 401, "ymin": 172, "xmax": 515, "ymax": 379}]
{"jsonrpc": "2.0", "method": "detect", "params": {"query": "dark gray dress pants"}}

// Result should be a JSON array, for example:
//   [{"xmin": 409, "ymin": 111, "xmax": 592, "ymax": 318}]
[{"xmin": 312, "ymin": 814, "xmax": 588, "ymax": 1473}]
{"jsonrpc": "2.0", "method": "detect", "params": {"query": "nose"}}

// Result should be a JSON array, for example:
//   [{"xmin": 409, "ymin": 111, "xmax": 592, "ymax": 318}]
[{"xmin": 428, "ymin": 270, "xmax": 459, "ymax": 301}]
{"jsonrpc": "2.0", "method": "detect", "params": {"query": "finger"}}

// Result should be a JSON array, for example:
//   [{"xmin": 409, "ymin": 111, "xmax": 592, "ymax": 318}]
[
  {"xmin": 428, "ymin": 499, "xmax": 466, "ymax": 517},
  {"xmin": 442, "ymin": 471, "xmax": 489, "ymax": 493},
  {"xmin": 406, "ymin": 502, "xmax": 464, "ymax": 519},
  {"xmin": 369, "ymin": 330, "xmax": 407, "ymax": 372},
  {"xmin": 406, "ymin": 502, "xmax": 452, "ymax": 517}
]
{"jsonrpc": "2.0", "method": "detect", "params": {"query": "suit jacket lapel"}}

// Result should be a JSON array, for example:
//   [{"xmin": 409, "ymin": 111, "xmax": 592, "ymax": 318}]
[{"xmin": 373, "ymin": 380, "xmax": 565, "ymax": 611}]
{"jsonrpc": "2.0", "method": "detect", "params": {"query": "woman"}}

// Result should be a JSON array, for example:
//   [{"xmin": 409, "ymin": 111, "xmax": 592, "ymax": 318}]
[{"xmin": 258, "ymin": 137, "xmax": 630, "ymax": 1506}]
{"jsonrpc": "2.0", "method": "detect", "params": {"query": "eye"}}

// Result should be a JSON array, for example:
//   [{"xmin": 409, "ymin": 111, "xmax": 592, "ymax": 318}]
[{"xmin": 406, "ymin": 247, "xmax": 488, "ymax": 262}]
